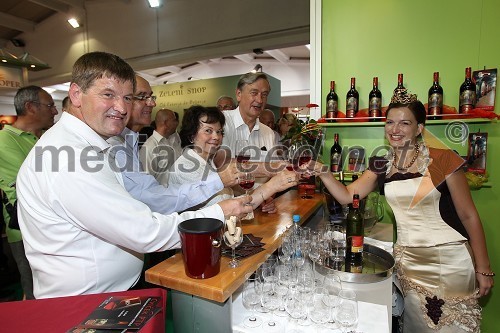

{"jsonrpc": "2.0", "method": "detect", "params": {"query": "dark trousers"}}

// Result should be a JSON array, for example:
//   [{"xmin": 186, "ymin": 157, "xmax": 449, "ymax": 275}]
[{"xmin": 9, "ymin": 241, "xmax": 34, "ymax": 300}]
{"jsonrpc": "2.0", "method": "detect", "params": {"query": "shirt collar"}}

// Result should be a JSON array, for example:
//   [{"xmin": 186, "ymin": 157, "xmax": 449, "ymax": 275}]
[
  {"xmin": 151, "ymin": 130, "xmax": 166, "ymax": 142},
  {"xmin": 233, "ymin": 107, "xmax": 260, "ymax": 131},
  {"xmin": 3, "ymin": 124, "xmax": 37, "ymax": 137},
  {"xmin": 61, "ymin": 112, "xmax": 111, "ymax": 153}
]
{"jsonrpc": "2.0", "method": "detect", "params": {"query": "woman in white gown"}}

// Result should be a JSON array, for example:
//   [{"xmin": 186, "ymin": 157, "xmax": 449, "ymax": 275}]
[{"xmin": 310, "ymin": 89, "xmax": 493, "ymax": 332}]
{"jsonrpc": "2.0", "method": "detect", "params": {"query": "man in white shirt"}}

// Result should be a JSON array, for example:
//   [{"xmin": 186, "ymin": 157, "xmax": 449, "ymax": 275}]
[
  {"xmin": 222, "ymin": 72, "xmax": 280, "ymax": 213},
  {"xmin": 140, "ymin": 108, "xmax": 181, "ymax": 185},
  {"xmin": 108, "ymin": 75, "xmax": 240, "ymax": 214},
  {"xmin": 16, "ymin": 51, "xmax": 252, "ymax": 299}
]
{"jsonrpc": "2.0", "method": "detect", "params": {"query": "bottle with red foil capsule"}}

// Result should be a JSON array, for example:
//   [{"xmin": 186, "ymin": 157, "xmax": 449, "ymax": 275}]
[
  {"xmin": 325, "ymin": 80, "xmax": 339, "ymax": 121},
  {"xmin": 368, "ymin": 77, "xmax": 382, "ymax": 121},
  {"xmin": 428, "ymin": 72, "xmax": 444, "ymax": 120},
  {"xmin": 345, "ymin": 77, "xmax": 359, "ymax": 118},
  {"xmin": 346, "ymin": 193, "xmax": 364, "ymax": 262},
  {"xmin": 459, "ymin": 67, "xmax": 476, "ymax": 114},
  {"xmin": 330, "ymin": 133, "xmax": 342, "ymax": 172},
  {"xmin": 394, "ymin": 73, "xmax": 404, "ymax": 93}
]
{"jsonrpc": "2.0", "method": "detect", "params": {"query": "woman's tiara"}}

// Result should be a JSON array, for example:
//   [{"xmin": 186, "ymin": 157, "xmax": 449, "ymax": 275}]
[{"xmin": 391, "ymin": 88, "xmax": 418, "ymax": 104}]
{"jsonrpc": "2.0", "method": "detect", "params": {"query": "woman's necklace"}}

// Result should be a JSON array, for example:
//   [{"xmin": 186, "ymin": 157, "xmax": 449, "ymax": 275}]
[{"xmin": 392, "ymin": 143, "xmax": 420, "ymax": 171}]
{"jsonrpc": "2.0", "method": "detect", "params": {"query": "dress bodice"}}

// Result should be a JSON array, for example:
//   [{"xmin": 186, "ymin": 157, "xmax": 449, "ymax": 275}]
[{"xmin": 385, "ymin": 171, "xmax": 467, "ymax": 247}]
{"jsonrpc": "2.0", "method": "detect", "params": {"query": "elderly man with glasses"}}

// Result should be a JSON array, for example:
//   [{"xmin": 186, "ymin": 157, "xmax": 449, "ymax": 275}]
[{"xmin": 0, "ymin": 85, "xmax": 57, "ymax": 299}]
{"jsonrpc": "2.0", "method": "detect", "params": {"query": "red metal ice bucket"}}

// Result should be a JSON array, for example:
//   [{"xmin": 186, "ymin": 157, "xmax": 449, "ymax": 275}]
[{"xmin": 178, "ymin": 218, "xmax": 223, "ymax": 279}]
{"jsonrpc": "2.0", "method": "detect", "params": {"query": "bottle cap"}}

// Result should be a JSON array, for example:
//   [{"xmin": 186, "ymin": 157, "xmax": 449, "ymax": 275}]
[{"xmin": 293, "ymin": 215, "xmax": 300, "ymax": 223}]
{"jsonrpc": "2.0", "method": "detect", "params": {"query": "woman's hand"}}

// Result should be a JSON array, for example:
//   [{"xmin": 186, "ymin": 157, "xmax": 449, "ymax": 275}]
[
  {"xmin": 269, "ymin": 169, "xmax": 299, "ymax": 192},
  {"xmin": 476, "ymin": 273, "xmax": 494, "ymax": 297},
  {"xmin": 217, "ymin": 161, "xmax": 241, "ymax": 187}
]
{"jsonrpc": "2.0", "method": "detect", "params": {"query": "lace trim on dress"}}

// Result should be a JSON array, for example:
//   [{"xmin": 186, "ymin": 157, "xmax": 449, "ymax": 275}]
[
  {"xmin": 394, "ymin": 245, "xmax": 482, "ymax": 332},
  {"xmin": 385, "ymin": 142, "xmax": 431, "ymax": 176}
]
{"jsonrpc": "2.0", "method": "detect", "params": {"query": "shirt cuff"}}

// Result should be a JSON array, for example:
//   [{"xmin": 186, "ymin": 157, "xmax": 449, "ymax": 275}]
[{"xmin": 199, "ymin": 202, "xmax": 225, "ymax": 221}]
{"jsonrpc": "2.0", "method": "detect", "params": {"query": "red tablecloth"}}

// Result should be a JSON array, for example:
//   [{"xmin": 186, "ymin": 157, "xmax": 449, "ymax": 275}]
[{"xmin": 0, "ymin": 288, "xmax": 166, "ymax": 333}]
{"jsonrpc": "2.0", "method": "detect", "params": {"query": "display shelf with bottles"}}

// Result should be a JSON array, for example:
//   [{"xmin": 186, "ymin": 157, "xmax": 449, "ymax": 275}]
[{"xmin": 318, "ymin": 116, "xmax": 493, "ymax": 127}]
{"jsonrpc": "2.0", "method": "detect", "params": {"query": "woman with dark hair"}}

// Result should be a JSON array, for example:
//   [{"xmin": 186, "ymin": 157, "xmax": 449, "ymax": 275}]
[
  {"xmin": 310, "ymin": 89, "xmax": 493, "ymax": 332},
  {"xmin": 169, "ymin": 105, "xmax": 298, "ymax": 210}
]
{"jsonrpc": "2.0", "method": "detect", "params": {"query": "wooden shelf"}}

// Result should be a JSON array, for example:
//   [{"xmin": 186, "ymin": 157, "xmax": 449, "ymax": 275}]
[{"xmin": 318, "ymin": 117, "xmax": 494, "ymax": 127}]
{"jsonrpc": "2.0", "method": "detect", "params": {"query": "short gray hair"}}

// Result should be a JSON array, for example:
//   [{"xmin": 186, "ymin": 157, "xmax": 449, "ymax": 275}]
[
  {"xmin": 236, "ymin": 72, "xmax": 271, "ymax": 92},
  {"xmin": 14, "ymin": 85, "xmax": 44, "ymax": 116}
]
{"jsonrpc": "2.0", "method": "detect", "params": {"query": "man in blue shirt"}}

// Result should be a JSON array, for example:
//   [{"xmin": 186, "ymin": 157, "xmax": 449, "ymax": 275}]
[{"xmin": 108, "ymin": 75, "xmax": 240, "ymax": 214}]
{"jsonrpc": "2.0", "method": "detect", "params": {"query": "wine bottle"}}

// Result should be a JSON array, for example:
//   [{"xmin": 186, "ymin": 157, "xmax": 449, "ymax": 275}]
[
  {"xmin": 394, "ymin": 73, "xmax": 404, "ymax": 93},
  {"xmin": 345, "ymin": 256, "xmax": 363, "ymax": 273},
  {"xmin": 345, "ymin": 77, "xmax": 359, "ymax": 118},
  {"xmin": 326, "ymin": 80, "xmax": 338, "ymax": 121},
  {"xmin": 428, "ymin": 72, "xmax": 444, "ymax": 120},
  {"xmin": 459, "ymin": 67, "xmax": 476, "ymax": 114},
  {"xmin": 346, "ymin": 194, "xmax": 364, "ymax": 262},
  {"xmin": 368, "ymin": 77, "xmax": 382, "ymax": 122},
  {"xmin": 330, "ymin": 133, "xmax": 342, "ymax": 172}
]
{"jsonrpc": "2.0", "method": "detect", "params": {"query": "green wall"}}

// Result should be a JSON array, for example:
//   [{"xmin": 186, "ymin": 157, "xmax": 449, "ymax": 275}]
[
  {"xmin": 320, "ymin": 0, "xmax": 499, "ymax": 331},
  {"xmin": 151, "ymin": 74, "xmax": 281, "ymax": 125}
]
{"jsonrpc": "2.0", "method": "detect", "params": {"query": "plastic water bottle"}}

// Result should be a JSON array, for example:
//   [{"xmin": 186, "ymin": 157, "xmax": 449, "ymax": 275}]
[{"xmin": 292, "ymin": 214, "xmax": 301, "ymax": 235}]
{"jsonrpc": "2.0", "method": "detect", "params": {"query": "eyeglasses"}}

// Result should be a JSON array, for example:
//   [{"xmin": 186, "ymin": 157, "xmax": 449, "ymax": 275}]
[
  {"xmin": 32, "ymin": 101, "xmax": 57, "ymax": 110},
  {"xmin": 133, "ymin": 95, "xmax": 157, "ymax": 103}
]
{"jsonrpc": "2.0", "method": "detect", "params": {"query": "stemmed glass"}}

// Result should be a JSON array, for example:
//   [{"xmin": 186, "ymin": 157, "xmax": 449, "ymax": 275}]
[
  {"xmin": 285, "ymin": 292, "xmax": 309, "ymax": 331},
  {"xmin": 223, "ymin": 216, "xmax": 243, "ymax": 268},
  {"xmin": 235, "ymin": 139, "xmax": 251, "ymax": 163},
  {"xmin": 322, "ymin": 272, "xmax": 343, "ymax": 330},
  {"xmin": 335, "ymin": 290, "xmax": 359, "ymax": 333},
  {"xmin": 239, "ymin": 172, "xmax": 255, "ymax": 220},
  {"xmin": 241, "ymin": 274, "xmax": 263, "ymax": 328},
  {"xmin": 309, "ymin": 287, "xmax": 332, "ymax": 332},
  {"xmin": 260, "ymin": 281, "xmax": 282, "ymax": 332}
]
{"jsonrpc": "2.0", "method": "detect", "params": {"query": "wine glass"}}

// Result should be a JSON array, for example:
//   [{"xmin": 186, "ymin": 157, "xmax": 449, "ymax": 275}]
[
  {"xmin": 239, "ymin": 172, "xmax": 255, "ymax": 220},
  {"xmin": 285, "ymin": 293, "xmax": 309, "ymax": 330},
  {"xmin": 335, "ymin": 290, "xmax": 359, "ymax": 333},
  {"xmin": 235, "ymin": 139, "xmax": 251, "ymax": 163},
  {"xmin": 309, "ymin": 287, "xmax": 332, "ymax": 332},
  {"xmin": 223, "ymin": 216, "xmax": 243, "ymax": 268},
  {"xmin": 241, "ymin": 274, "xmax": 263, "ymax": 328},
  {"xmin": 287, "ymin": 139, "xmax": 313, "ymax": 173},
  {"xmin": 260, "ymin": 282, "xmax": 282, "ymax": 332},
  {"xmin": 322, "ymin": 272, "xmax": 342, "ymax": 329}
]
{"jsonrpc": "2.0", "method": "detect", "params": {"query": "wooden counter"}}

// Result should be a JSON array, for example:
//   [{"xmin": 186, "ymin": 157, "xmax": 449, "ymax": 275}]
[{"xmin": 145, "ymin": 190, "xmax": 323, "ymax": 303}]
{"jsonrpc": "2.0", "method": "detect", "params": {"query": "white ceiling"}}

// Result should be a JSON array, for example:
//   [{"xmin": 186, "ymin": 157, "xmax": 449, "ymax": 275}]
[{"xmin": 0, "ymin": 0, "xmax": 311, "ymax": 110}]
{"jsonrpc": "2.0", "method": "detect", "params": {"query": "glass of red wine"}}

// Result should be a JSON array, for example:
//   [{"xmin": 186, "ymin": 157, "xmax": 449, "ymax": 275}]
[
  {"xmin": 236, "ymin": 140, "xmax": 251, "ymax": 164},
  {"xmin": 239, "ymin": 172, "xmax": 255, "ymax": 220},
  {"xmin": 287, "ymin": 139, "xmax": 315, "ymax": 199}
]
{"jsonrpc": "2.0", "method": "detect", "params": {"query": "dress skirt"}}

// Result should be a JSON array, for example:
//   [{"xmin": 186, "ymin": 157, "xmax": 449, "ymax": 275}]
[{"xmin": 394, "ymin": 242, "xmax": 481, "ymax": 333}]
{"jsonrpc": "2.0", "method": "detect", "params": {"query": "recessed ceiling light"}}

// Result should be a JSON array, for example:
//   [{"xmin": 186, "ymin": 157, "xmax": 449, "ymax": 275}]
[
  {"xmin": 68, "ymin": 18, "xmax": 80, "ymax": 28},
  {"xmin": 148, "ymin": 0, "xmax": 161, "ymax": 8}
]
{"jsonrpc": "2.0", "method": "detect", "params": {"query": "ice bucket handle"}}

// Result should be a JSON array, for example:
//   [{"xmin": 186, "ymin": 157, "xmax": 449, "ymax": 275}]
[{"xmin": 212, "ymin": 238, "xmax": 221, "ymax": 248}]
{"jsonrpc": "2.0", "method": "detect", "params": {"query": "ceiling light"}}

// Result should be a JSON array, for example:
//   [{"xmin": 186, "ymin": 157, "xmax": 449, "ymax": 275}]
[
  {"xmin": 68, "ymin": 18, "xmax": 80, "ymax": 28},
  {"xmin": 148, "ymin": 0, "xmax": 161, "ymax": 8},
  {"xmin": 251, "ymin": 64, "xmax": 263, "ymax": 73}
]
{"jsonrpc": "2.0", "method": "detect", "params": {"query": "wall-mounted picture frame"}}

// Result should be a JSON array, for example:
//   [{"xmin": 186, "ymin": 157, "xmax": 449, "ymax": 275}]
[
  {"xmin": 473, "ymin": 68, "xmax": 497, "ymax": 111},
  {"xmin": 466, "ymin": 132, "xmax": 488, "ymax": 174}
]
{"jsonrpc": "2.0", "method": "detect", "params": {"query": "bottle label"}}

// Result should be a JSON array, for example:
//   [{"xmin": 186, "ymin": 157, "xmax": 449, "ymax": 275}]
[
  {"xmin": 326, "ymin": 100, "xmax": 338, "ymax": 118},
  {"xmin": 349, "ymin": 263, "xmax": 363, "ymax": 273},
  {"xmin": 346, "ymin": 97, "xmax": 358, "ymax": 117},
  {"xmin": 330, "ymin": 153, "xmax": 341, "ymax": 172},
  {"xmin": 369, "ymin": 97, "xmax": 381, "ymax": 118},
  {"xmin": 428, "ymin": 93, "xmax": 443, "ymax": 115},
  {"xmin": 369, "ymin": 97, "xmax": 381, "ymax": 111},
  {"xmin": 460, "ymin": 90, "xmax": 477, "ymax": 107},
  {"xmin": 351, "ymin": 235, "xmax": 364, "ymax": 253}
]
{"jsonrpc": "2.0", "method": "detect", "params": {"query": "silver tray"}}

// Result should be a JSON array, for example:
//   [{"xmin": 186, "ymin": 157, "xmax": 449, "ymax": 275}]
[{"xmin": 315, "ymin": 244, "xmax": 394, "ymax": 283}]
